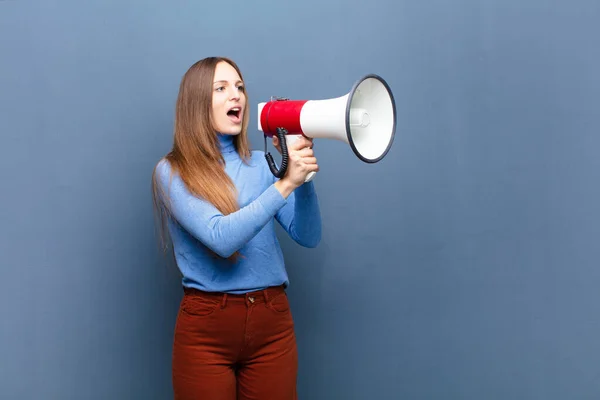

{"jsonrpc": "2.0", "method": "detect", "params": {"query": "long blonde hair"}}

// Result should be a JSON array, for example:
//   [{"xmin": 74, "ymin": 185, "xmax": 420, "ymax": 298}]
[{"xmin": 151, "ymin": 57, "xmax": 251, "ymax": 261}]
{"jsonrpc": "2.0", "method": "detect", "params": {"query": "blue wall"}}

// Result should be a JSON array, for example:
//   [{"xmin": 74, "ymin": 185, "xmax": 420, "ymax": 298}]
[{"xmin": 1, "ymin": 0, "xmax": 599, "ymax": 398}]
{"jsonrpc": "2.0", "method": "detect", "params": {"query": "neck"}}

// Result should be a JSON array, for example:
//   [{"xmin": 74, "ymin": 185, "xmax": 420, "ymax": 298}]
[{"xmin": 217, "ymin": 133, "xmax": 236, "ymax": 154}]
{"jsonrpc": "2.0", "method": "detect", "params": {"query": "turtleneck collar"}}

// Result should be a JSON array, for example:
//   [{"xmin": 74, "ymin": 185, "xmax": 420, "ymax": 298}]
[{"xmin": 217, "ymin": 133, "xmax": 236, "ymax": 154}]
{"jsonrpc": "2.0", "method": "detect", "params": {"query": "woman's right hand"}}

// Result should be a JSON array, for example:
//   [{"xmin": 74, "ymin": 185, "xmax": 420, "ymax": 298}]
[
  {"xmin": 283, "ymin": 136, "xmax": 319, "ymax": 187},
  {"xmin": 273, "ymin": 135, "xmax": 319, "ymax": 198}
]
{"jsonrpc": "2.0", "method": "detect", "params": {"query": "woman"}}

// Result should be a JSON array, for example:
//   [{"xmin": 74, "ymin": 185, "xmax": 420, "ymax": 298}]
[{"xmin": 152, "ymin": 56, "xmax": 321, "ymax": 400}]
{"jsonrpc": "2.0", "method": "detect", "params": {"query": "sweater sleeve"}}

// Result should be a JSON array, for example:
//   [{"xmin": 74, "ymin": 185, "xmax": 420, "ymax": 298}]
[
  {"xmin": 275, "ymin": 180, "xmax": 322, "ymax": 248},
  {"xmin": 155, "ymin": 160, "xmax": 287, "ymax": 258}
]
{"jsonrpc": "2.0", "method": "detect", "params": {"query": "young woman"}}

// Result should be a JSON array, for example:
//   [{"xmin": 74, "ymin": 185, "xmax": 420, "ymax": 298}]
[{"xmin": 152, "ymin": 57, "xmax": 322, "ymax": 399}]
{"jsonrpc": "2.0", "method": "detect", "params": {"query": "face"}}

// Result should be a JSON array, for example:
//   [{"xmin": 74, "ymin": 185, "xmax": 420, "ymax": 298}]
[{"xmin": 211, "ymin": 61, "xmax": 246, "ymax": 135}]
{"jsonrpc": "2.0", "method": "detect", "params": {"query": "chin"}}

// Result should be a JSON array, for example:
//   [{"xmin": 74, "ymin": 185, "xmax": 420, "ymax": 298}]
[
  {"xmin": 215, "ymin": 124, "xmax": 242, "ymax": 135},
  {"xmin": 225, "ymin": 126, "xmax": 243, "ymax": 135}
]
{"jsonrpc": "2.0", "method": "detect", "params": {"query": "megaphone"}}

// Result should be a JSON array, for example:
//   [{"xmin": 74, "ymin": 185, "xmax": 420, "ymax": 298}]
[{"xmin": 258, "ymin": 74, "xmax": 396, "ymax": 182}]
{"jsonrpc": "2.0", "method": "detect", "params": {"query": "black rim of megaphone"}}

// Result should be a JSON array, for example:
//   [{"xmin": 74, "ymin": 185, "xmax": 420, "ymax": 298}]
[{"xmin": 345, "ymin": 74, "xmax": 397, "ymax": 163}]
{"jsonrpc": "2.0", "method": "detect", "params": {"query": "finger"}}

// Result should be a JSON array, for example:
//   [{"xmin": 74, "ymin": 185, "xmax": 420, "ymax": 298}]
[
  {"xmin": 295, "ymin": 148, "xmax": 314, "ymax": 158},
  {"xmin": 302, "ymin": 137, "xmax": 314, "ymax": 149},
  {"xmin": 290, "ymin": 136, "xmax": 312, "ymax": 151},
  {"xmin": 301, "ymin": 157, "xmax": 318, "ymax": 165},
  {"xmin": 305, "ymin": 163, "xmax": 319, "ymax": 172},
  {"xmin": 272, "ymin": 135, "xmax": 279, "ymax": 146}
]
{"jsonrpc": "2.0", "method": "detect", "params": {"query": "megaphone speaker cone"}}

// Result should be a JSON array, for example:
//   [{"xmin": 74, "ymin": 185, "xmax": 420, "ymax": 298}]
[{"xmin": 345, "ymin": 74, "xmax": 397, "ymax": 163}]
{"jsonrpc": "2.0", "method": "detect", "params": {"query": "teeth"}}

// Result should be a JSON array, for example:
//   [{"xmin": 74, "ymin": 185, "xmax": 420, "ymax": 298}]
[{"xmin": 231, "ymin": 108, "xmax": 240, "ymax": 112}]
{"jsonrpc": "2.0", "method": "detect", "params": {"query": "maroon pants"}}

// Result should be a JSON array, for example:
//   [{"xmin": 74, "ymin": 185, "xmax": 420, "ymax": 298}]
[{"xmin": 172, "ymin": 285, "xmax": 298, "ymax": 400}]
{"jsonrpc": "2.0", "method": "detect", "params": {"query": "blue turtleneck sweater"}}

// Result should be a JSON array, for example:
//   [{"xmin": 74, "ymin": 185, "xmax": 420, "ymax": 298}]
[{"xmin": 154, "ymin": 134, "xmax": 322, "ymax": 294}]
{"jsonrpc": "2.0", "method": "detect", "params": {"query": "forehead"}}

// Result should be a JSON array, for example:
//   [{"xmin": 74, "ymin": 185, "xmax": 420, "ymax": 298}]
[{"xmin": 213, "ymin": 61, "xmax": 242, "ymax": 83}]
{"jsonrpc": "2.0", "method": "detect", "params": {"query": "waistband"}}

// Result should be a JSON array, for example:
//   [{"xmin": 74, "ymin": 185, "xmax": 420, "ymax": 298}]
[{"xmin": 182, "ymin": 285, "xmax": 285, "ymax": 304}]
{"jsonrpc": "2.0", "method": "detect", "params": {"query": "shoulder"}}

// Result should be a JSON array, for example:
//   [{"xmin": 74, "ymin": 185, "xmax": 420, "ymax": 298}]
[
  {"xmin": 153, "ymin": 158, "xmax": 180, "ymax": 189},
  {"xmin": 249, "ymin": 150, "xmax": 277, "ymax": 181},
  {"xmin": 231, "ymin": 149, "xmax": 276, "ymax": 190},
  {"xmin": 245, "ymin": 149, "xmax": 268, "ymax": 171},
  {"xmin": 250, "ymin": 149, "xmax": 266, "ymax": 161},
  {"xmin": 155, "ymin": 157, "xmax": 170, "ymax": 172},
  {"xmin": 154, "ymin": 158, "xmax": 170, "ymax": 179}
]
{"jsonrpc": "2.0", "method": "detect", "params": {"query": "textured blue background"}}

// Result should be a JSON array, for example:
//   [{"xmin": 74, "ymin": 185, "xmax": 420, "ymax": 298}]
[{"xmin": 1, "ymin": 0, "xmax": 599, "ymax": 398}]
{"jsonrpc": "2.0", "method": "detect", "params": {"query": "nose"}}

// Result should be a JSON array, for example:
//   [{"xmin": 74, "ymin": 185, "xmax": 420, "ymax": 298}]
[{"xmin": 229, "ymin": 87, "xmax": 240, "ymax": 101}]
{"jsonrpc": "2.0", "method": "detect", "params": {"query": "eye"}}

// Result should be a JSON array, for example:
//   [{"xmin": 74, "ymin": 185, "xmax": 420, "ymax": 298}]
[
  {"xmin": 215, "ymin": 86, "xmax": 225, "ymax": 92},
  {"xmin": 237, "ymin": 85, "xmax": 245, "ymax": 92}
]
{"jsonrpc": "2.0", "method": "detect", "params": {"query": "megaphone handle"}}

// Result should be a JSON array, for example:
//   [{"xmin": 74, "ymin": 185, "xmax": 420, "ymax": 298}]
[{"xmin": 285, "ymin": 134, "xmax": 316, "ymax": 183}]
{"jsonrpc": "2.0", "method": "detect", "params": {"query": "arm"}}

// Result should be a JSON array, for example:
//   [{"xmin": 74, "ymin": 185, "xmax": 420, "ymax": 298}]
[
  {"xmin": 275, "ymin": 180, "xmax": 322, "ymax": 248},
  {"xmin": 267, "ymin": 135, "xmax": 322, "ymax": 248},
  {"xmin": 155, "ymin": 160, "xmax": 287, "ymax": 258}
]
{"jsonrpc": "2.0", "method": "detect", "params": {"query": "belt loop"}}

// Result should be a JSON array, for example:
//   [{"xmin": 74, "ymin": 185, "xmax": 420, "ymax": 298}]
[
  {"xmin": 221, "ymin": 293, "xmax": 228, "ymax": 309},
  {"xmin": 263, "ymin": 289, "xmax": 269, "ymax": 303}
]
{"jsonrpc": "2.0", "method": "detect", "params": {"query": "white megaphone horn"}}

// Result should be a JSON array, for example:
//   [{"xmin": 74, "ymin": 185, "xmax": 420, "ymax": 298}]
[{"xmin": 258, "ymin": 74, "xmax": 397, "ymax": 182}]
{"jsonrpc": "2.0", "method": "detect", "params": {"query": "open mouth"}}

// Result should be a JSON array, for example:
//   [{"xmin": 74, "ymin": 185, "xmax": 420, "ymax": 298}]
[{"xmin": 227, "ymin": 107, "xmax": 242, "ymax": 123}]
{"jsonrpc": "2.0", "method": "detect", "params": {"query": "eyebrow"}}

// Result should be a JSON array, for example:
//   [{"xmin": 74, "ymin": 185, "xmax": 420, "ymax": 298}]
[{"xmin": 213, "ymin": 80, "xmax": 243, "ymax": 85}]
